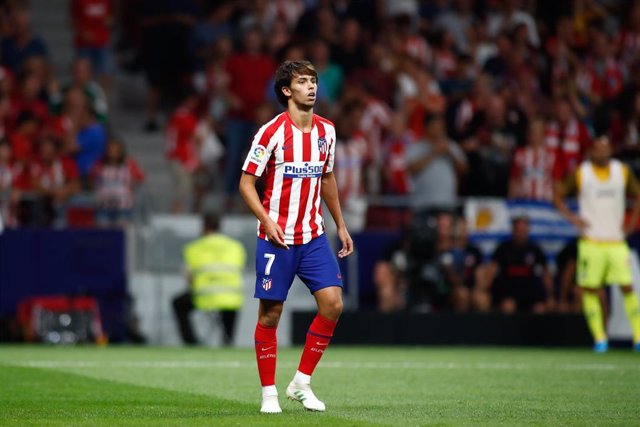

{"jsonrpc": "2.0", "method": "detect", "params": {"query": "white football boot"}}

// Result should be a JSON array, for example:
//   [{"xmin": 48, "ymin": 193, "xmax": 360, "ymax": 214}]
[
  {"xmin": 260, "ymin": 387, "xmax": 282, "ymax": 414},
  {"xmin": 286, "ymin": 381, "xmax": 326, "ymax": 412}
]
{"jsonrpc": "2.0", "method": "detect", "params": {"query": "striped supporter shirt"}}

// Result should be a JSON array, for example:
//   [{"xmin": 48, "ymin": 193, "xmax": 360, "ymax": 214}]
[{"xmin": 242, "ymin": 112, "xmax": 336, "ymax": 245}]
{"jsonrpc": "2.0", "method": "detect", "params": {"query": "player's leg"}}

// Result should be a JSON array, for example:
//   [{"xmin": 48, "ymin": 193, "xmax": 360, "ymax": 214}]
[
  {"xmin": 286, "ymin": 286, "xmax": 342, "ymax": 412},
  {"xmin": 255, "ymin": 299, "xmax": 283, "ymax": 413},
  {"xmin": 577, "ymin": 239, "xmax": 608, "ymax": 351},
  {"xmin": 254, "ymin": 239, "xmax": 297, "ymax": 413},
  {"xmin": 605, "ymin": 242, "xmax": 640, "ymax": 351},
  {"xmin": 288, "ymin": 234, "xmax": 343, "ymax": 411}
]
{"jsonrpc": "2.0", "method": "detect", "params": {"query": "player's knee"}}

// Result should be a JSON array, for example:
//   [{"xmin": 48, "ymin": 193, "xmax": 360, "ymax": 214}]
[
  {"xmin": 259, "ymin": 311, "xmax": 281, "ymax": 328},
  {"xmin": 259, "ymin": 302, "xmax": 283, "ymax": 328},
  {"xmin": 322, "ymin": 298, "xmax": 343, "ymax": 320}
]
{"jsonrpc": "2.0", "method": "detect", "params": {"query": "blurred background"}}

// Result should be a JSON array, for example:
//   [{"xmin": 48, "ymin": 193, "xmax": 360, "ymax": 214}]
[{"xmin": 0, "ymin": 0, "xmax": 639, "ymax": 347}]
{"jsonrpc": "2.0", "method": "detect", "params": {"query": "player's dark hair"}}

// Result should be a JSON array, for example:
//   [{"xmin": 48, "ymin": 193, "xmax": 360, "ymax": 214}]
[
  {"xmin": 273, "ymin": 60, "xmax": 318, "ymax": 107},
  {"xmin": 203, "ymin": 212, "xmax": 220, "ymax": 233}
]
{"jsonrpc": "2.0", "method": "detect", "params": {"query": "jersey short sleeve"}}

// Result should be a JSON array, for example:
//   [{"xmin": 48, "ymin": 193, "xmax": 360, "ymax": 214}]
[
  {"xmin": 323, "ymin": 125, "xmax": 337, "ymax": 174},
  {"xmin": 242, "ymin": 122, "xmax": 277, "ymax": 177}
]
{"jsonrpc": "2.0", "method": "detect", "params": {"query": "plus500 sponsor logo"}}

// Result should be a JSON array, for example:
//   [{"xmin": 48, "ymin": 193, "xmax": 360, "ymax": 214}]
[{"xmin": 283, "ymin": 162, "xmax": 323, "ymax": 178}]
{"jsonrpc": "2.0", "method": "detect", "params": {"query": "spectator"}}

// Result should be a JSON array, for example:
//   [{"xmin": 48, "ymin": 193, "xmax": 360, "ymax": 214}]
[
  {"xmin": 546, "ymin": 96, "xmax": 591, "ymax": 182},
  {"xmin": 0, "ymin": 93, "xmax": 9, "ymax": 140},
  {"xmin": 192, "ymin": 35, "xmax": 233, "ymax": 123},
  {"xmin": 509, "ymin": 118, "xmax": 555, "ymax": 201},
  {"xmin": 434, "ymin": 212, "xmax": 471, "ymax": 312},
  {"xmin": 65, "ymin": 103, "xmax": 107, "ymax": 185},
  {"xmin": 453, "ymin": 216, "xmax": 490, "ymax": 312},
  {"xmin": 373, "ymin": 233, "xmax": 409, "ymax": 312},
  {"xmin": 90, "ymin": 138, "xmax": 144, "ymax": 228},
  {"xmin": 50, "ymin": 57, "xmax": 109, "ymax": 123},
  {"xmin": 0, "ymin": 6, "xmax": 48, "ymax": 74},
  {"xmin": 308, "ymin": 38, "xmax": 343, "ymax": 104},
  {"xmin": 172, "ymin": 212, "xmax": 246, "ymax": 346},
  {"xmin": 487, "ymin": 0, "xmax": 540, "ymax": 48},
  {"xmin": 165, "ymin": 91, "xmax": 199, "ymax": 213},
  {"xmin": 70, "ymin": 0, "xmax": 113, "ymax": 88},
  {"xmin": 555, "ymin": 238, "xmax": 581, "ymax": 313},
  {"xmin": 331, "ymin": 18, "xmax": 367, "ymax": 76},
  {"xmin": 583, "ymin": 27, "xmax": 624, "ymax": 105},
  {"xmin": 8, "ymin": 111, "xmax": 39, "ymax": 164},
  {"xmin": 28, "ymin": 137, "xmax": 80, "ymax": 227},
  {"xmin": 406, "ymin": 113, "xmax": 467, "ymax": 216},
  {"xmin": 382, "ymin": 111, "xmax": 413, "ymax": 196},
  {"xmin": 461, "ymin": 93, "xmax": 527, "ymax": 196},
  {"xmin": 432, "ymin": 30, "xmax": 459, "ymax": 84},
  {"xmin": 334, "ymin": 100, "xmax": 369, "ymax": 232},
  {"xmin": 223, "ymin": 26, "xmax": 275, "ymax": 204},
  {"xmin": 8, "ymin": 71, "xmax": 49, "ymax": 134},
  {"xmin": 617, "ymin": 3, "xmax": 640, "ymax": 71},
  {"xmin": 189, "ymin": 1, "xmax": 234, "ymax": 70},
  {"xmin": 617, "ymin": 89, "xmax": 640, "ymax": 177},
  {"xmin": 434, "ymin": 0, "xmax": 475, "ymax": 54},
  {"xmin": 0, "ymin": 139, "xmax": 27, "ymax": 228},
  {"xmin": 469, "ymin": 17, "xmax": 498, "ymax": 69},
  {"xmin": 485, "ymin": 216, "xmax": 554, "ymax": 313},
  {"xmin": 139, "ymin": 0, "xmax": 199, "ymax": 132}
]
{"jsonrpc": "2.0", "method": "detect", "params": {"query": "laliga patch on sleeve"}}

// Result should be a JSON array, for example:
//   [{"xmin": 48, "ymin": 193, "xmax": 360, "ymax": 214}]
[{"xmin": 250, "ymin": 146, "xmax": 267, "ymax": 163}]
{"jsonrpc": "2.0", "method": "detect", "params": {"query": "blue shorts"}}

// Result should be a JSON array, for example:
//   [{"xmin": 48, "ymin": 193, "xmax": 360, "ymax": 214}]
[{"xmin": 254, "ymin": 233, "xmax": 343, "ymax": 301}]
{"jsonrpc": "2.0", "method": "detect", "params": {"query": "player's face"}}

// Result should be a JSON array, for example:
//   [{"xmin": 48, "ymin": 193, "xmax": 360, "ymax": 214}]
[
  {"xmin": 285, "ymin": 74, "xmax": 317, "ymax": 108},
  {"xmin": 591, "ymin": 136, "xmax": 612, "ymax": 165}
]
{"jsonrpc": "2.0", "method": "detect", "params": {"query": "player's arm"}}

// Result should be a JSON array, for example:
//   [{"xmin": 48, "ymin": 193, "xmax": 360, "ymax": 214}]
[
  {"xmin": 552, "ymin": 170, "xmax": 587, "ymax": 232},
  {"xmin": 321, "ymin": 171, "xmax": 353, "ymax": 258},
  {"xmin": 239, "ymin": 172, "xmax": 288, "ymax": 249},
  {"xmin": 624, "ymin": 167, "xmax": 640, "ymax": 236}
]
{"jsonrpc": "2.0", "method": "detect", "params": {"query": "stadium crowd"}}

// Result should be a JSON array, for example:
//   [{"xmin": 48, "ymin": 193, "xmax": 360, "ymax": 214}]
[{"xmin": 1, "ymin": 0, "xmax": 640, "ymax": 313}]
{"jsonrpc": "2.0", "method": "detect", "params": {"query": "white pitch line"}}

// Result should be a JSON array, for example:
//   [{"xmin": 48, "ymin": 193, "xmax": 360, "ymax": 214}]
[{"xmin": 2, "ymin": 360, "xmax": 635, "ymax": 371}]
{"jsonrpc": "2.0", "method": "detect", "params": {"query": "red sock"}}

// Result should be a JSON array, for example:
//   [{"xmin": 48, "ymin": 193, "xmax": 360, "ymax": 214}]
[
  {"xmin": 255, "ymin": 322, "xmax": 277, "ymax": 387},
  {"xmin": 297, "ymin": 314, "xmax": 337, "ymax": 376}
]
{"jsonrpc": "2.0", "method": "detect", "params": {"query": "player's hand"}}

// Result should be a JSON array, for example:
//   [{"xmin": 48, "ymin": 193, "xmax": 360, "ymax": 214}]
[
  {"xmin": 337, "ymin": 227, "xmax": 353, "ymax": 258},
  {"xmin": 264, "ymin": 219, "xmax": 289, "ymax": 250}
]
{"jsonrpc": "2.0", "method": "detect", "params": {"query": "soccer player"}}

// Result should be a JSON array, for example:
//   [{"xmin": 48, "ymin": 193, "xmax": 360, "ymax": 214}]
[
  {"xmin": 239, "ymin": 60, "xmax": 353, "ymax": 413},
  {"xmin": 553, "ymin": 135, "xmax": 640, "ymax": 352}
]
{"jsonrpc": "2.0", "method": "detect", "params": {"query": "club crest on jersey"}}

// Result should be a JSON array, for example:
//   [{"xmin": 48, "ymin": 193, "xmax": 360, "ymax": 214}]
[
  {"xmin": 318, "ymin": 137, "xmax": 327, "ymax": 154},
  {"xmin": 262, "ymin": 278, "xmax": 272, "ymax": 291}
]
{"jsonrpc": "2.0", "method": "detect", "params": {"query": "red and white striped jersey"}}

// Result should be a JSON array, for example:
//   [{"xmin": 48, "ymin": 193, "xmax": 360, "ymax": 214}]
[
  {"xmin": 335, "ymin": 131, "xmax": 369, "ymax": 201},
  {"xmin": 510, "ymin": 146, "xmax": 555, "ymax": 201},
  {"xmin": 242, "ymin": 112, "xmax": 336, "ymax": 245}
]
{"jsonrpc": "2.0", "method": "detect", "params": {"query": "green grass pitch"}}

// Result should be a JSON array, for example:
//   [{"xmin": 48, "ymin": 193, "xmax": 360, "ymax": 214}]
[{"xmin": 1, "ymin": 345, "xmax": 639, "ymax": 426}]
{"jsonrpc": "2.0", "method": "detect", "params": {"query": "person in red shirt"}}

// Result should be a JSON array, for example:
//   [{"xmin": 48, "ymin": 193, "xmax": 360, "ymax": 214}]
[
  {"xmin": 545, "ymin": 96, "xmax": 591, "ymax": 182},
  {"xmin": 509, "ymin": 118, "xmax": 555, "ymax": 201},
  {"xmin": 0, "ymin": 139, "xmax": 28, "ymax": 228},
  {"xmin": 165, "ymin": 92, "xmax": 199, "ymax": 213},
  {"xmin": 8, "ymin": 71, "xmax": 49, "ymax": 134},
  {"xmin": 70, "ymin": 0, "xmax": 112, "ymax": 85},
  {"xmin": 223, "ymin": 26, "xmax": 275, "ymax": 203},
  {"xmin": 8, "ymin": 111, "xmax": 40, "ymax": 165},
  {"xmin": 90, "ymin": 138, "xmax": 144, "ymax": 228},
  {"xmin": 29, "ymin": 137, "xmax": 80, "ymax": 226}
]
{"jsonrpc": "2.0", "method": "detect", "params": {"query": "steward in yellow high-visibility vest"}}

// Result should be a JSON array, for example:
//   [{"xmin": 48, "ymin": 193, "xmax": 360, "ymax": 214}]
[{"xmin": 172, "ymin": 213, "xmax": 247, "ymax": 346}]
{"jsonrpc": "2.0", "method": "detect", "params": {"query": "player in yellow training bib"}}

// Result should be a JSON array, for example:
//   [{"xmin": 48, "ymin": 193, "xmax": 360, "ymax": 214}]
[{"xmin": 554, "ymin": 135, "xmax": 640, "ymax": 352}]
